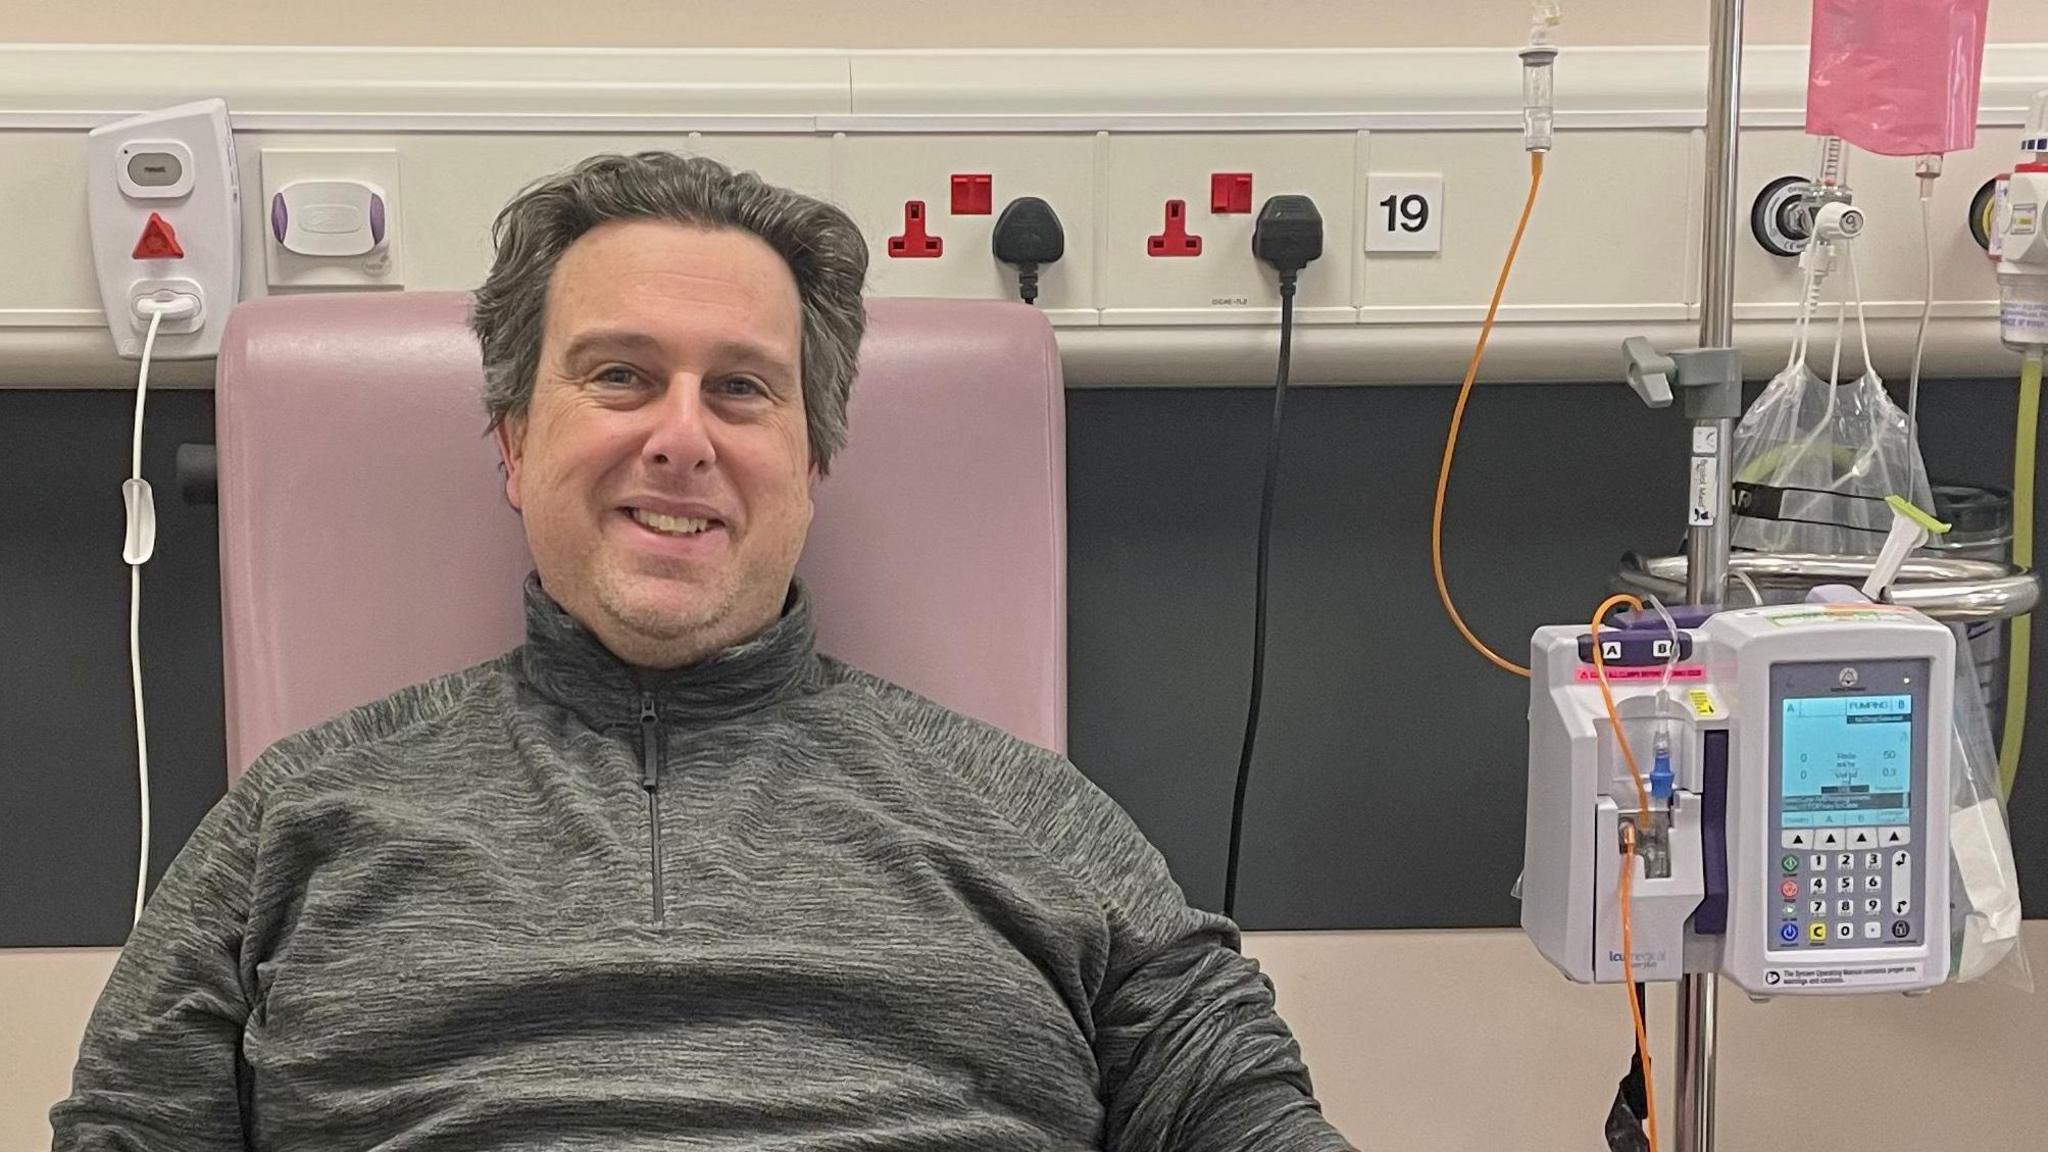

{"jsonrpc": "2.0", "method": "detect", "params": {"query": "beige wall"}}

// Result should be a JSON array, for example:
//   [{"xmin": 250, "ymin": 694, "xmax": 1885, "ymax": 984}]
[
  {"xmin": 11, "ymin": 927, "xmax": 2048, "ymax": 1149},
  {"xmin": 5, "ymin": 0, "xmax": 2047, "ymax": 48}
]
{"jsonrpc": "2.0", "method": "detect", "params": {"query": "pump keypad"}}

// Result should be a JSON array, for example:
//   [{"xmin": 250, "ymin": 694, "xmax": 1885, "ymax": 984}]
[{"xmin": 1775, "ymin": 827, "xmax": 1919, "ymax": 949}]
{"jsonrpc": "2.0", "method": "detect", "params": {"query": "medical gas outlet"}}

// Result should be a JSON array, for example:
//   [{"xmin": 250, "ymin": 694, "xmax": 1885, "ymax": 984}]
[{"xmin": 1993, "ymin": 89, "xmax": 2048, "ymax": 349}]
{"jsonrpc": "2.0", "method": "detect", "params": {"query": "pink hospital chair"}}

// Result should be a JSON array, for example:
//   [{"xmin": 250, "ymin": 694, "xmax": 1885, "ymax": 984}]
[{"xmin": 212, "ymin": 293, "xmax": 1067, "ymax": 778}]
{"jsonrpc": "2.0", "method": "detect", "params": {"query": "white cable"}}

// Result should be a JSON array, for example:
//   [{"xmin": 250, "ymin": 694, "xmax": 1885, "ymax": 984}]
[
  {"xmin": 1733, "ymin": 568, "xmax": 1765, "ymax": 607},
  {"xmin": 129, "ymin": 306, "xmax": 162, "ymax": 927}
]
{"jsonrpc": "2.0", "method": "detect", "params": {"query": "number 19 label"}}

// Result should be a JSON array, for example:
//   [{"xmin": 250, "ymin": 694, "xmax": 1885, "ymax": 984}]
[{"xmin": 1366, "ymin": 174, "xmax": 1443, "ymax": 253}]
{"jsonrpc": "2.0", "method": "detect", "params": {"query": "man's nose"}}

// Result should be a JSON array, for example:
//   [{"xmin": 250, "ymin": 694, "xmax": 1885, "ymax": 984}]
[{"xmin": 643, "ymin": 376, "xmax": 716, "ymax": 472}]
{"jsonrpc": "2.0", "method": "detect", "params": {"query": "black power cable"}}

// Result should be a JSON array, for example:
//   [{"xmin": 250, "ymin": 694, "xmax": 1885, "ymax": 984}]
[
  {"xmin": 992, "ymin": 196, "xmax": 1066, "ymax": 305},
  {"xmin": 1222, "ymin": 194, "xmax": 1322, "ymax": 922},
  {"xmin": 1603, "ymin": 986, "xmax": 1652, "ymax": 1152}
]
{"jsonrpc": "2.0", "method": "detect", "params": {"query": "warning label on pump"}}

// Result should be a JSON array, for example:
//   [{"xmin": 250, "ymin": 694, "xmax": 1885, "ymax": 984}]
[
  {"xmin": 1575, "ymin": 665, "xmax": 1708, "ymax": 682},
  {"xmin": 1766, "ymin": 605, "xmax": 1910, "ymax": 627},
  {"xmin": 1689, "ymin": 456, "xmax": 1718, "ymax": 526},
  {"xmin": 1762, "ymin": 961, "xmax": 1924, "ymax": 990},
  {"xmin": 1687, "ymin": 688, "xmax": 1723, "ymax": 719}
]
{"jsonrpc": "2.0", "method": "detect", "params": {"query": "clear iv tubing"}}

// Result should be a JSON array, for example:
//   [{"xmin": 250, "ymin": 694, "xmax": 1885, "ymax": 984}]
[
  {"xmin": 1820, "ymin": 239, "xmax": 1874, "ymax": 401},
  {"xmin": 1646, "ymin": 594, "xmax": 1681, "ymax": 695},
  {"xmin": 1905, "ymin": 164, "xmax": 1939, "ymax": 497}
]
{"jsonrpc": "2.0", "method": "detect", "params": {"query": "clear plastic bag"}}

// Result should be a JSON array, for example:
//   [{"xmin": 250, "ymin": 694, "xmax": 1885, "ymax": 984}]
[
  {"xmin": 1945, "ymin": 623, "xmax": 2031, "ymax": 989},
  {"xmin": 1806, "ymin": 0, "xmax": 1989, "ymax": 157},
  {"xmin": 1731, "ymin": 244, "xmax": 1934, "ymax": 555}
]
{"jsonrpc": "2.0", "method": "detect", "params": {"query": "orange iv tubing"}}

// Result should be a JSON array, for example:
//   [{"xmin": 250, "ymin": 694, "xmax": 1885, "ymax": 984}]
[
  {"xmin": 1429, "ymin": 145, "xmax": 1665, "ymax": 1149},
  {"xmin": 1430, "ymin": 152, "xmax": 1545, "ymax": 679}
]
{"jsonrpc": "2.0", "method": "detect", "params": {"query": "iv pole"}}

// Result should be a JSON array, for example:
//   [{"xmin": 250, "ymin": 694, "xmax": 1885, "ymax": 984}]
[{"xmin": 1676, "ymin": 0, "xmax": 1744, "ymax": 1149}]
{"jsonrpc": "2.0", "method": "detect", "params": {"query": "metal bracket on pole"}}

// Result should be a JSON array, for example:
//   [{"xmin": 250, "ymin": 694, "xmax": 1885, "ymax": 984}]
[
  {"xmin": 1623, "ymin": 337, "xmax": 1675, "ymax": 408},
  {"xmin": 1623, "ymin": 340, "xmax": 1743, "ymax": 421}
]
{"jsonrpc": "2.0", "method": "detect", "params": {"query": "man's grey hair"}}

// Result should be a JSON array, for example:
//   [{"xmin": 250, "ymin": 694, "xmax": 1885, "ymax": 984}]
[{"xmin": 469, "ymin": 151, "xmax": 869, "ymax": 473}]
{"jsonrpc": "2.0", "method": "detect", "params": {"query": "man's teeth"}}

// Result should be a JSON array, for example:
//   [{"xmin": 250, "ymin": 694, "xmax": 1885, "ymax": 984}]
[{"xmin": 631, "ymin": 509, "xmax": 714, "ymax": 536}]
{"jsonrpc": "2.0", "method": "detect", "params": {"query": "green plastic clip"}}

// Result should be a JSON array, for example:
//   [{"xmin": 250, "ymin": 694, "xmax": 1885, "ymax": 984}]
[{"xmin": 1886, "ymin": 494, "xmax": 1950, "ymax": 536}]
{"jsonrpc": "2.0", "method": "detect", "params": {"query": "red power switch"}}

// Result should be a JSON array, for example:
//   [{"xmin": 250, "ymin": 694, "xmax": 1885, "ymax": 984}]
[
  {"xmin": 950, "ymin": 174, "xmax": 993, "ymax": 215},
  {"xmin": 132, "ymin": 212, "xmax": 185, "ymax": 260},
  {"xmin": 1211, "ymin": 173, "xmax": 1253, "ymax": 214}
]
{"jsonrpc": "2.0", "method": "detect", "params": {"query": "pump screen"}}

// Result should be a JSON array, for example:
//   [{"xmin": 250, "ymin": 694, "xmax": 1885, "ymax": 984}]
[{"xmin": 1779, "ymin": 694, "xmax": 1911, "ymax": 828}]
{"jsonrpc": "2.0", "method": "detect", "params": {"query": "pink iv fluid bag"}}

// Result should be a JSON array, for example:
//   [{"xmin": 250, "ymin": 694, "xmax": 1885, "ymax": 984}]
[{"xmin": 1805, "ymin": 0, "xmax": 1990, "ymax": 156}]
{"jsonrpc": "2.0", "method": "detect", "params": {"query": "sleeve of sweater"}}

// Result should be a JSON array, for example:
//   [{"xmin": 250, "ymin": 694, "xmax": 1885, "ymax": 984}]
[
  {"xmin": 975, "ymin": 730, "xmax": 1359, "ymax": 1152},
  {"xmin": 48, "ymin": 755, "xmax": 278, "ymax": 1151}
]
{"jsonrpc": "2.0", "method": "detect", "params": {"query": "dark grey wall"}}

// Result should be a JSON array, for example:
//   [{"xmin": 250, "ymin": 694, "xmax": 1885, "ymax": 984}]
[
  {"xmin": 3, "ymin": 378, "xmax": 2042, "ymax": 945},
  {"xmin": 1, "ymin": 390, "xmax": 225, "ymax": 947},
  {"xmin": 1065, "ymin": 378, "xmax": 2048, "ymax": 929}
]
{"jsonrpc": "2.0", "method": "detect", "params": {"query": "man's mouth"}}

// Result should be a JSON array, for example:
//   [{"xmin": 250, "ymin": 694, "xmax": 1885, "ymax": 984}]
[{"xmin": 628, "ymin": 508, "xmax": 722, "ymax": 537}]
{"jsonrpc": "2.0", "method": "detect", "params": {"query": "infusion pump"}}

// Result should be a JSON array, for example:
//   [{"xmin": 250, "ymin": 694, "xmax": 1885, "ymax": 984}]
[{"xmin": 1521, "ymin": 599, "xmax": 1953, "ymax": 997}]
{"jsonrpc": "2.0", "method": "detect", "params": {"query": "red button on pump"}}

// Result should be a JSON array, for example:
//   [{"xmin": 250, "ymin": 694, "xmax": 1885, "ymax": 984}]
[{"xmin": 132, "ymin": 212, "xmax": 184, "ymax": 260}]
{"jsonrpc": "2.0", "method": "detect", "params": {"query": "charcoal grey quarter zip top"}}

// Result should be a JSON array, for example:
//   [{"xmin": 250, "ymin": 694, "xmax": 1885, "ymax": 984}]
[{"xmin": 52, "ymin": 574, "xmax": 1355, "ymax": 1152}]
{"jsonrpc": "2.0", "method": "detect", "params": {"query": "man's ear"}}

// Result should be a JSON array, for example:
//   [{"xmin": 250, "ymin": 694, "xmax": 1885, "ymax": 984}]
[{"xmin": 494, "ymin": 414, "xmax": 528, "ymax": 512}]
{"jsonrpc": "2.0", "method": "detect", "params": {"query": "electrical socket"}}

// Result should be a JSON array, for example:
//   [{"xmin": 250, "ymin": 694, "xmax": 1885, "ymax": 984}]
[
  {"xmin": 834, "ymin": 135, "xmax": 1096, "ymax": 320},
  {"xmin": 1104, "ymin": 133, "xmax": 1356, "ymax": 325}
]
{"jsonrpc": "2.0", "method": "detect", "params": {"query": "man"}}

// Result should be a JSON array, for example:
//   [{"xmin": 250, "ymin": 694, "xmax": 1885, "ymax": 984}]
[{"xmin": 53, "ymin": 152, "xmax": 1353, "ymax": 1151}]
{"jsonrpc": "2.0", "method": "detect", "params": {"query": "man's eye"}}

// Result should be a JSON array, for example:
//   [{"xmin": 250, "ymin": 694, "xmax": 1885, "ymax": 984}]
[
  {"xmin": 594, "ymin": 366, "xmax": 642, "ymax": 388},
  {"xmin": 718, "ymin": 376, "xmax": 767, "ymax": 397}
]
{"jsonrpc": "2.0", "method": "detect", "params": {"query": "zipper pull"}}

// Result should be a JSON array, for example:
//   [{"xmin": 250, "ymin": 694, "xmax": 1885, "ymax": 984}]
[{"xmin": 638, "ymin": 692, "xmax": 661, "ymax": 790}]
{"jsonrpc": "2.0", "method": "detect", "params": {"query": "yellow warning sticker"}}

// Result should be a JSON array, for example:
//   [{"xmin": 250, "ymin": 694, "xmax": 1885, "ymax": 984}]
[
  {"xmin": 1766, "ymin": 604, "xmax": 1911, "ymax": 627},
  {"xmin": 1688, "ymin": 688, "xmax": 1724, "ymax": 720}
]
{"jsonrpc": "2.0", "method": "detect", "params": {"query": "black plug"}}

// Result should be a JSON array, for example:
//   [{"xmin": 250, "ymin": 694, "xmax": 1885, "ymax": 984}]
[
  {"xmin": 1251, "ymin": 194, "xmax": 1324, "ymax": 286},
  {"xmin": 992, "ymin": 196, "xmax": 1066, "ymax": 305}
]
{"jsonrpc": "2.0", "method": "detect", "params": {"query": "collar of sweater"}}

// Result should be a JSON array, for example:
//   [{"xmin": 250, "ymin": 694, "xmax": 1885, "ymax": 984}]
[{"xmin": 515, "ymin": 571, "xmax": 820, "ymax": 732}]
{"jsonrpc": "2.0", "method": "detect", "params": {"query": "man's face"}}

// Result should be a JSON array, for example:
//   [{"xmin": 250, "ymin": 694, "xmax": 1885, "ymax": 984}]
[{"xmin": 496, "ymin": 219, "xmax": 814, "ymax": 669}]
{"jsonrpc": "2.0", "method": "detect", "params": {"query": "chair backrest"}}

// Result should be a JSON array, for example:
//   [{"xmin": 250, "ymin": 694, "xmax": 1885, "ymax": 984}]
[{"xmin": 215, "ymin": 292, "xmax": 1066, "ymax": 777}]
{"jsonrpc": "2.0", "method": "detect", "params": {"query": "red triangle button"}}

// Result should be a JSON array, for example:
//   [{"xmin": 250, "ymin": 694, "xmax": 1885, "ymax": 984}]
[{"xmin": 132, "ymin": 212, "xmax": 185, "ymax": 260}]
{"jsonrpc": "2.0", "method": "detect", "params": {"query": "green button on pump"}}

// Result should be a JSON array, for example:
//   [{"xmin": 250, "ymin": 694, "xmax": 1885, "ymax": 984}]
[{"xmin": 1781, "ymin": 854, "xmax": 1800, "ymax": 873}]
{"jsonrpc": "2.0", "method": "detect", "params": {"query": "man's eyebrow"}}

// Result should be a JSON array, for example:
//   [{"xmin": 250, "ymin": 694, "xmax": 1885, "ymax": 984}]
[
  {"xmin": 556, "ymin": 329, "xmax": 796, "ymax": 378},
  {"xmin": 705, "ymin": 337, "xmax": 799, "ymax": 378},
  {"xmin": 558, "ymin": 328, "xmax": 666, "ymax": 364}
]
